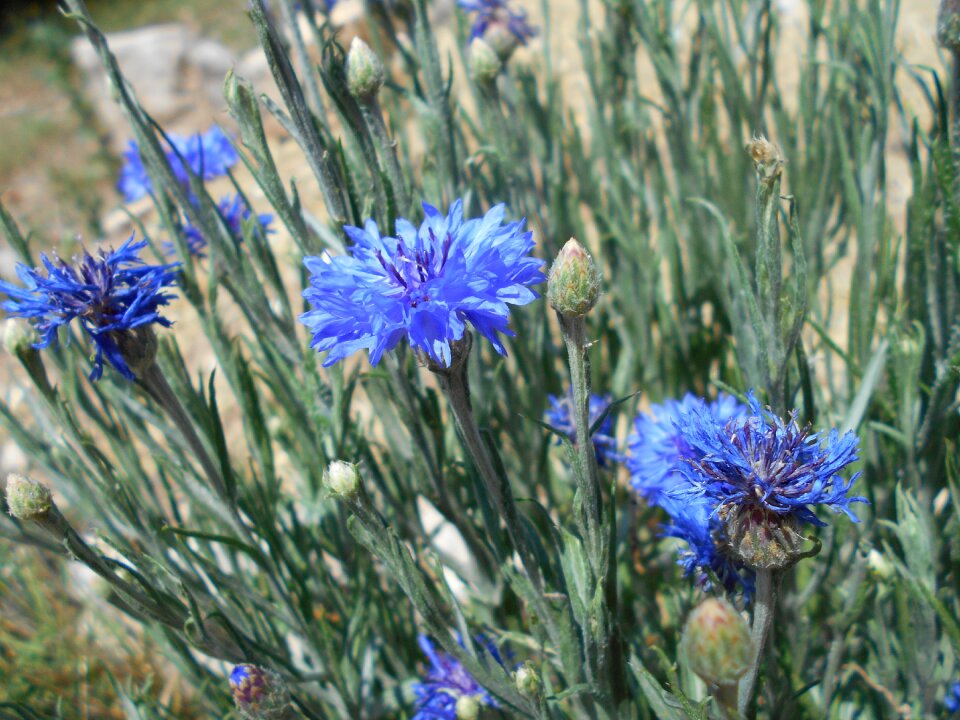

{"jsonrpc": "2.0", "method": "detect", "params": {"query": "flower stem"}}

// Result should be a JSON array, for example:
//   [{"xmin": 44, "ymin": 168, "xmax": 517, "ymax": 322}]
[
  {"xmin": 559, "ymin": 313, "xmax": 624, "ymax": 710},
  {"xmin": 363, "ymin": 98, "xmax": 410, "ymax": 214},
  {"xmin": 739, "ymin": 568, "xmax": 778, "ymax": 717}
]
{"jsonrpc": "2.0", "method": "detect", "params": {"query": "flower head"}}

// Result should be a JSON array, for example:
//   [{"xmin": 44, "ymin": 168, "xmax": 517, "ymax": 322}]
[
  {"xmin": 458, "ymin": 0, "xmax": 537, "ymax": 59},
  {"xmin": 946, "ymin": 681, "xmax": 960, "ymax": 713},
  {"xmin": 229, "ymin": 664, "xmax": 291, "ymax": 719},
  {"xmin": 545, "ymin": 391, "xmax": 619, "ymax": 467},
  {"xmin": 169, "ymin": 194, "xmax": 274, "ymax": 258},
  {"xmin": 413, "ymin": 635, "xmax": 502, "ymax": 720},
  {"xmin": 300, "ymin": 199, "xmax": 544, "ymax": 368},
  {"xmin": 628, "ymin": 393, "xmax": 746, "ymax": 507},
  {"xmin": 0, "ymin": 235, "xmax": 180, "ymax": 380},
  {"xmin": 118, "ymin": 126, "xmax": 239, "ymax": 202},
  {"xmin": 677, "ymin": 393, "xmax": 866, "ymax": 527}
]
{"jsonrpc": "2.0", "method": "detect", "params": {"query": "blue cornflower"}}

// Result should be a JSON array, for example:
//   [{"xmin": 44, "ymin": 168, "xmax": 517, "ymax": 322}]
[
  {"xmin": 118, "ymin": 126, "xmax": 239, "ymax": 202},
  {"xmin": 946, "ymin": 681, "xmax": 960, "ymax": 713},
  {"xmin": 413, "ymin": 635, "xmax": 502, "ymax": 720},
  {"xmin": 0, "ymin": 236, "xmax": 179, "ymax": 380},
  {"xmin": 167, "ymin": 195, "xmax": 275, "ymax": 258},
  {"xmin": 300, "ymin": 199, "xmax": 544, "ymax": 368},
  {"xmin": 545, "ymin": 391, "xmax": 619, "ymax": 467},
  {"xmin": 627, "ymin": 393, "xmax": 746, "ymax": 507},
  {"xmin": 677, "ymin": 393, "xmax": 866, "ymax": 527},
  {"xmin": 229, "ymin": 664, "xmax": 291, "ymax": 717},
  {"xmin": 458, "ymin": 0, "xmax": 537, "ymax": 58},
  {"xmin": 659, "ymin": 493, "xmax": 753, "ymax": 594}
]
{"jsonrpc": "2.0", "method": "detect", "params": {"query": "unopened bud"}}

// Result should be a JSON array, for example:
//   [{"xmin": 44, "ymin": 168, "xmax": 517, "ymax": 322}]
[
  {"xmin": 866, "ymin": 548, "xmax": 894, "ymax": 581},
  {"xmin": 940, "ymin": 0, "xmax": 960, "ymax": 51},
  {"xmin": 547, "ymin": 238, "xmax": 602, "ymax": 317},
  {"xmin": 230, "ymin": 664, "xmax": 291, "ymax": 719},
  {"xmin": 514, "ymin": 663, "xmax": 542, "ymax": 699},
  {"xmin": 747, "ymin": 135, "xmax": 783, "ymax": 181},
  {"xmin": 5, "ymin": 473, "xmax": 53, "ymax": 522},
  {"xmin": 346, "ymin": 37, "xmax": 386, "ymax": 100},
  {"xmin": 468, "ymin": 39, "xmax": 501, "ymax": 85},
  {"xmin": 324, "ymin": 460, "xmax": 361, "ymax": 500},
  {"xmin": 455, "ymin": 694, "xmax": 482, "ymax": 720},
  {"xmin": 681, "ymin": 598, "xmax": 753, "ymax": 687},
  {"xmin": 3, "ymin": 318, "xmax": 34, "ymax": 356}
]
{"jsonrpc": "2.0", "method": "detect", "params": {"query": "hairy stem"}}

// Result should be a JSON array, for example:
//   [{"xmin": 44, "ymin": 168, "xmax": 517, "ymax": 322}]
[{"xmin": 739, "ymin": 568, "xmax": 778, "ymax": 717}]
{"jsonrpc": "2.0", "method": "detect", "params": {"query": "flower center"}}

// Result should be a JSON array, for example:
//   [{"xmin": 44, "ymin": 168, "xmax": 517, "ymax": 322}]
[{"xmin": 376, "ymin": 229, "xmax": 453, "ymax": 307}]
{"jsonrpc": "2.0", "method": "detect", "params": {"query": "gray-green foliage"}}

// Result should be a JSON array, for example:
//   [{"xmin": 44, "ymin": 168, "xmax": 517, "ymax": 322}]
[{"xmin": 1, "ymin": 0, "xmax": 959, "ymax": 717}]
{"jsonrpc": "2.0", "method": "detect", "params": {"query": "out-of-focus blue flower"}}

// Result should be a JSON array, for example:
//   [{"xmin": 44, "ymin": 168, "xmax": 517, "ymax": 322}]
[
  {"xmin": 945, "ymin": 681, "xmax": 960, "ymax": 713},
  {"xmin": 118, "ymin": 126, "xmax": 239, "ymax": 202},
  {"xmin": 677, "ymin": 392, "xmax": 866, "ymax": 527},
  {"xmin": 627, "ymin": 393, "xmax": 746, "ymax": 507},
  {"xmin": 229, "ymin": 664, "xmax": 291, "ymax": 719},
  {"xmin": 168, "ymin": 195, "xmax": 274, "ymax": 258},
  {"xmin": 545, "ymin": 391, "xmax": 619, "ymax": 467},
  {"xmin": 458, "ymin": 0, "xmax": 537, "ymax": 56},
  {"xmin": 413, "ymin": 635, "xmax": 502, "ymax": 720},
  {"xmin": 659, "ymin": 493, "xmax": 753, "ymax": 595},
  {"xmin": 0, "ymin": 236, "xmax": 179, "ymax": 380},
  {"xmin": 300, "ymin": 199, "xmax": 544, "ymax": 368}
]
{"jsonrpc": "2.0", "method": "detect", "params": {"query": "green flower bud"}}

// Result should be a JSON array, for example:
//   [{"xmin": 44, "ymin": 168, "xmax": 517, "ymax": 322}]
[
  {"xmin": 866, "ymin": 548, "xmax": 894, "ymax": 581},
  {"xmin": 940, "ymin": 0, "xmax": 960, "ymax": 51},
  {"xmin": 324, "ymin": 460, "xmax": 361, "ymax": 501},
  {"xmin": 468, "ymin": 39, "xmax": 502, "ymax": 85},
  {"xmin": 455, "ymin": 694, "xmax": 482, "ymax": 720},
  {"xmin": 5, "ymin": 473, "xmax": 53, "ymax": 522},
  {"xmin": 514, "ymin": 663, "xmax": 542, "ymax": 699},
  {"xmin": 681, "ymin": 598, "xmax": 753, "ymax": 687},
  {"xmin": 547, "ymin": 238, "xmax": 602, "ymax": 317},
  {"xmin": 3, "ymin": 318, "xmax": 34, "ymax": 356},
  {"xmin": 346, "ymin": 37, "xmax": 386, "ymax": 101}
]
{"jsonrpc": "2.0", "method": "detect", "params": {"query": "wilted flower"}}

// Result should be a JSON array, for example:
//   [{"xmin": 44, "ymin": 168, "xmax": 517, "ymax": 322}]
[
  {"xmin": 545, "ymin": 391, "xmax": 619, "ymax": 467},
  {"xmin": 169, "ymin": 194, "xmax": 274, "ymax": 258},
  {"xmin": 229, "ymin": 664, "xmax": 291, "ymax": 719},
  {"xmin": 118, "ymin": 126, "xmax": 239, "ymax": 202},
  {"xmin": 0, "ymin": 235, "xmax": 179, "ymax": 380},
  {"xmin": 300, "ymin": 199, "xmax": 544, "ymax": 368},
  {"xmin": 413, "ymin": 635, "xmax": 503, "ymax": 720},
  {"xmin": 458, "ymin": 0, "xmax": 537, "ymax": 60},
  {"xmin": 628, "ymin": 393, "xmax": 746, "ymax": 507},
  {"xmin": 675, "ymin": 392, "xmax": 866, "ymax": 570}
]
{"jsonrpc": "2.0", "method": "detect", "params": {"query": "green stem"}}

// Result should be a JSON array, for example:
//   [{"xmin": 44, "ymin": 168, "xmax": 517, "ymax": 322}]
[
  {"xmin": 559, "ymin": 315, "xmax": 603, "ymax": 563},
  {"xmin": 739, "ymin": 568, "xmax": 778, "ymax": 717},
  {"xmin": 559, "ymin": 313, "xmax": 624, "ymax": 710},
  {"xmin": 715, "ymin": 682, "xmax": 741, "ymax": 720}
]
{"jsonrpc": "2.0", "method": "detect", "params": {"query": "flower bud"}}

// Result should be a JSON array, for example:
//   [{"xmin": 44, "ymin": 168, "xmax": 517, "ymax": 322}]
[
  {"xmin": 468, "ymin": 39, "xmax": 502, "ymax": 85},
  {"xmin": 324, "ymin": 460, "xmax": 361, "ymax": 501},
  {"xmin": 866, "ymin": 548, "xmax": 894, "ymax": 581},
  {"xmin": 746, "ymin": 135, "xmax": 783, "ymax": 181},
  {"xmin": 230, "ymin": 664, "xmax": 291, "ymax": 719},
  {"xmin": 3, "ymin": 319, "xmax": 34, "ymax": 356},
  {"xmin": 514, "ymin": 663, "xmax": 542, "ymax": 699},
  {"xmin": 681, "ymin": 598, "xmax": 753, "ymax": 687},
  {"xmin": 5, "ymin": 473, "xmax": 53, "ymax": 522},
  {"xmin": 455, "ymin": 694, "xmax": 482, "ymax": 720},
  {"xmin": 346, "ymin": 37, "xmax": 386, "ymax": 101},
  {"xmin": 940, "ymin": 0, "xmax": 960, "ymax": 51},
  {"xmin": 547, "ymin": 238, "xmax": 602, "ymax": 317}
]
